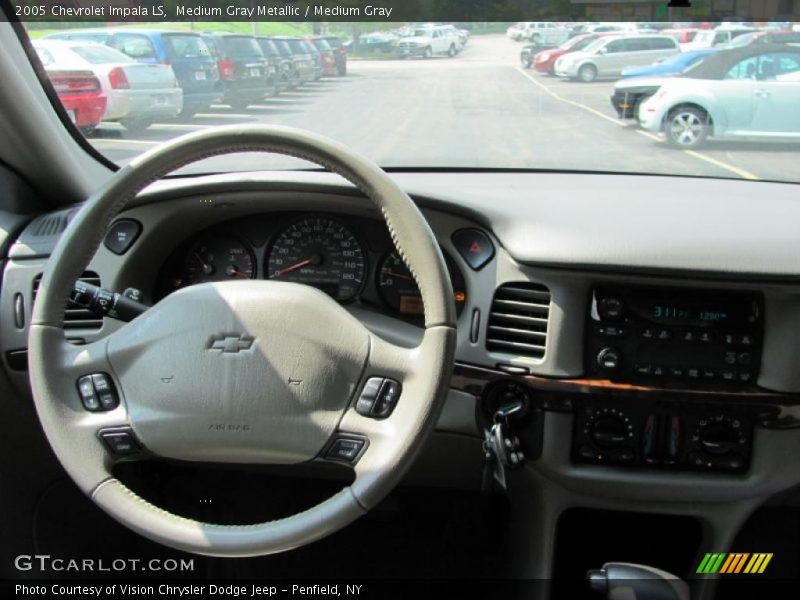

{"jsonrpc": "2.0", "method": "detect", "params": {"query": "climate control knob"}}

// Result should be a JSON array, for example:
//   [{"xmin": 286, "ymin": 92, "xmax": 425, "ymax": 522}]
[
  {"xmin": 591, "ymin": 415, "xmax": 628, "ymax": 449},
  {"xmin": 699, "ymin": 422, "xmax": 740, "ymax": 456},
  {"xmin": 596, "ymin": 347, "xmax": 622, "ymax": 372}
]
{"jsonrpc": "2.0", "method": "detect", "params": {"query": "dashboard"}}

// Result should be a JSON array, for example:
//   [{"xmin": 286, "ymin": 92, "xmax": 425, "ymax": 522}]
[{"xmin": 4, "ymin": 170, "xmax": 800, "ymax": 504}]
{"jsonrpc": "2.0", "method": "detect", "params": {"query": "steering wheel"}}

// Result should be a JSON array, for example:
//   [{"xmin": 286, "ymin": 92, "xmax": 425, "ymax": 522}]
[{"xmin": 27, "ymin": 126, "xmax": 456, "ymax": 557}]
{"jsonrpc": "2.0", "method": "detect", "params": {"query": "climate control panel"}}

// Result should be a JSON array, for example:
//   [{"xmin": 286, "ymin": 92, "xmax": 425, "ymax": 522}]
[{"xmin": 573, "ymin": 401, "xmax": 752, "ymax": 473}]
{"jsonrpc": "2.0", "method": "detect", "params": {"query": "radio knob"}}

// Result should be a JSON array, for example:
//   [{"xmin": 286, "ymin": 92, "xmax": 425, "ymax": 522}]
[
  {"xmin": 597, "ymin": 347, "xmax": 622, "ymax": 372},
  {"xmin": 598, "ymin": 296, "xmax": 624, "ymax": 320}
]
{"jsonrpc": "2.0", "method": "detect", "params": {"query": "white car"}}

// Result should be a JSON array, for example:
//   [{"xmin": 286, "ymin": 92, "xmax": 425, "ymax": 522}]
[
  {"xmin": 554, "ymin": 35, "xmax": 680, "ymax": 82},
  {"xmin": 33, "ymin": 40, "xmax": 182, "ymax": 132},
  {"xmin": 637, "ymin": 46, "xmax": 800, "ymax": 148},
  {"xmin": 507, "ymin": 22, "xmax": 570, "ymax": 45},
  {"xmin": 681, "ymin": 27, "xmax": 755, "ymax": 52},
  {"xmin": 397, "ymin": 26, "xmax": 461, "ymax": 58}
]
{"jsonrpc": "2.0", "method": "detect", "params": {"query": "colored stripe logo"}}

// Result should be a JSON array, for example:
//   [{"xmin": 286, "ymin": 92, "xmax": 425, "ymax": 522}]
[{"xmin": 696, "ymin": 553, "xmax": 773, "ymax": 574}]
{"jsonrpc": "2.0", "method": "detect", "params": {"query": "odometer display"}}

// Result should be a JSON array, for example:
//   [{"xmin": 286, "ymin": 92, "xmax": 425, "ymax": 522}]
[
  {"xmin": 378, "ymin": 250, "xmax": 466, "ymax": 316},
  {"xmin": 267, "ymin": 217, "xmax": 366, "ymax": 302}
]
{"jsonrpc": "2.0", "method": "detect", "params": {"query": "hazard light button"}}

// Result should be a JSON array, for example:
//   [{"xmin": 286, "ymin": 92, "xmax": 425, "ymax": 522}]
[{"xmin": 452, "ymin": 229, "xmax": 495, "ymax": 270}]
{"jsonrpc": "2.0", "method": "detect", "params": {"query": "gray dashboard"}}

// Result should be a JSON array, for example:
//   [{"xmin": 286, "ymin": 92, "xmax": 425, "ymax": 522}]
[{"xmin": 4, "ymin": 169, "xmax": 800, "ymax": 590}]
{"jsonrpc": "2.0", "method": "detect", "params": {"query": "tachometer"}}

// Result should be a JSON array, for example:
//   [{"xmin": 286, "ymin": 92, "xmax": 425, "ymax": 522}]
[
  {"xmin": 181, "ymin": 235, "xmax": 255, "ymax": 286},
  {"xmin": 267, "ymin": 216, "xmax": 366, "ymax": 302},
  {"xmin": 378, "ymin": 250, "xmax": 466, "ymax": 316}
]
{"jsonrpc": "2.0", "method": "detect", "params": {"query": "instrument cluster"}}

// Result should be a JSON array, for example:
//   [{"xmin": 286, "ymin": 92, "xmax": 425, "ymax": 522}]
[{"xmin": 155, "ymin": 212, "xmax": 467, "ymax": 321}]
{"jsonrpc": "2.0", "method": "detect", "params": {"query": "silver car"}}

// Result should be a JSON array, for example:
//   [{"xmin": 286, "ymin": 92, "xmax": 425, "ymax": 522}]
[
  {"xmin": 554, "ymin": 34, "xmax": 680, "ymax": 82},
  {"xmin": 638, "ymin": 46, "xmax": 800, "ymax": 148}
]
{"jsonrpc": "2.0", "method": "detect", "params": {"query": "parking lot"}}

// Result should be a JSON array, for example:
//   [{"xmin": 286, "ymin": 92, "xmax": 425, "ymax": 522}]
[{"xmin": 89, "ymin": 34, "xmax": 799, "ymax": 182}]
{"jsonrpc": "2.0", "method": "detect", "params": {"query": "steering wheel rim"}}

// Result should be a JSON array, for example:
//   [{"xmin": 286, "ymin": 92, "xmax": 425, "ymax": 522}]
[{"xmin": 27, "ymin": 125, "xmax": 457, "ymax": 557}]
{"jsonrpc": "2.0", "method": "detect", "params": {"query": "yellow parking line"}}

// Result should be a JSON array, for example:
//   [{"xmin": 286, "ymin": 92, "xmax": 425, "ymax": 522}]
[{"xmin": 515, "ymin": 67, "xmax": 761, "ymax": 182}]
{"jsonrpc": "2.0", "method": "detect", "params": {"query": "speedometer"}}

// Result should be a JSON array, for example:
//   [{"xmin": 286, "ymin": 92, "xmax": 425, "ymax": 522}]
[{"xmin": 267, "ymin": 216, "xmax": 366, "ymax": 302}]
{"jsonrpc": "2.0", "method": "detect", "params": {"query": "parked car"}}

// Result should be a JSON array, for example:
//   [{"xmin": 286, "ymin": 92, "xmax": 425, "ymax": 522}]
[
  {"xmin": 520, "ymin": 43, "xmax": 557, "ymax": 69},
  {"xmin": 612, "ymin": 50, "xmax": 718, "ymax": 118},
  {"xmin": 322, "ymin": 36, "xmax": 347, "ymax": 76},
  {"xmin": 661, "ymin": 28, "xmax": 702, "ymax": 44},
  {"xmin": 33, "ymin": 40, "xmax": 181, "ymax": 132},
  {"xmin": 44, "ymin": 29, "xmax": 221, "ymax": 117},
  {"xmin": 553, "ymin": 34, "xmax": 680, "ymax": 82},
  {"xmin": 35, "ymin": 46, "xmax": 106, "ymax": 133},
  {"xmin": 202, "ymin": 33, "xmax": 272, "ymax": 110},
  {"xmin": 507, "ymin": 22, "xmax": 570, "ymax": 45},
  {"xmin": 722, "ymin": 30, "xmax": 800, "ymax": 49},
  {"xmin": 620, "ymin": 49, "xmax": 717, "ymax": 79},
  {"xmin": 305, "ymin": 36, "xmax": 338, "ymax": 77},
  {"xmin": 397, "ymin": 26, "xmax": 460, "ymax": 58},
  {"xmin": 527, "ymin": 33, "xmax": 608, "ymax": 74},
  {"xmin": 284, "ymin": 37, "xmax": 318, "ymax": 83},
  {"xmin": 682, "ymin": 27, "xmax": 754, "ymax": 51},
  {"xmin": 266, "ymin": 37, "xmax": 307, "ymax": 86},
  {"xmin": 345, "ymin": 32, "xmax": 397, "ymax": 55},
  {"xmin": 636, "ymin": 45, "xmax": 800, "ymax": 148},
  {"xmin": 253, "ymin": 37, "xmax": 290, "ymax": 93}
]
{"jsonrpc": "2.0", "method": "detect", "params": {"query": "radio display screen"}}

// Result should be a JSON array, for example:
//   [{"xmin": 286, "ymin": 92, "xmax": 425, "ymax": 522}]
[{"xmin": 625, "ymin": 291, "xmax": 760, "ymax": 328}]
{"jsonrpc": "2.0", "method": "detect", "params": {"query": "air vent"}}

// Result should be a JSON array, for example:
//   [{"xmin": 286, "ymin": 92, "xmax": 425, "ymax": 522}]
[
  {"xmin": 486, "ymin": 282, "xmax": 551, "ymax": 359},
  {"xmin": 32, "ymin": 272, "xmax": 103, "ymax": 330},
  {"xmin": 29, "ymin": 212, "xmax": 70, "ymax": 237}
]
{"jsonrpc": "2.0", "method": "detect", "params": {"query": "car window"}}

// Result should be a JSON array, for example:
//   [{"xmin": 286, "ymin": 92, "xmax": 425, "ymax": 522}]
[
  {"xmin": 164, "ymin": 35, "xmax": 211, "ymax": 59},
  {"xmin": 726, "ymin": 56, "xmax": 759, "ymax": 79},
  {"xmin": 604, "ymin": 39, "xmax": 628, "ymax": 54},
  {"xmin": 313, "ymin": 38, "xmax": 332, "ymax": 51},
  {"xmin": 107, "ymin": 34, "xmax": 156, "ymax": 59},
  {"xmin": 649, "ymin": 37, "xmax": 677, "ymax": 50},
  {"xmin": 70, "ymin": 45, "xmax": 135, "ymax": 64},
  {"xmin": 625, "ymin": 39, "xmax": 651, "ymax": 52},
  {"xmin": 222, "ymin": 36, "xmax": 262, "ymax": 58}
]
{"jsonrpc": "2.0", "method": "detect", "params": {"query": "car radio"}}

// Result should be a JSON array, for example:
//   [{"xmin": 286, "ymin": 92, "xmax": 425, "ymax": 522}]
[{"xmin": 586, "ymin": 286, "xmax": 763, "ymax": 389}]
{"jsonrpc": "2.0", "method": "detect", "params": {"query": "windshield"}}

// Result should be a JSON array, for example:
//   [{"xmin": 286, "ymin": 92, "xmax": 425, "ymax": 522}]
[{"xmin": 20, "ymin": 19, "xmax": 800, "ymax": 184}]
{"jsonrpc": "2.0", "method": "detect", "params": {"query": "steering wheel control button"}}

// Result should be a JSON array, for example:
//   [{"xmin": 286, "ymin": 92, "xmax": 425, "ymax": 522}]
[
  {"xmin": 356, "ymin": 377, "xmax": 384, "ymax": 416},
  {"xmin": 104, "ymin": 219, "xmax": 142, "ymax": 255},
  {"xmin": 77, "ymin": 373, "xmax": 118, "ymax": 412},
  {"xmin": 325, "ymin": 437, "xmax": 366, "ymax": 463},
  {"xmin": 99, "ymin": 428, "xmax": 139, "ymax": 456},
  {"xmin": 373, "ymin": 379, "xmax": 402, "ymax": 418},
  {"xmin": 452, "ymin": 229, "xmax": 495, "ymax": 270}
]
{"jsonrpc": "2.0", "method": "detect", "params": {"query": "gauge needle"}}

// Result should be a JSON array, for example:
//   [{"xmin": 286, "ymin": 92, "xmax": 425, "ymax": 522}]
[
  {"xmin": 382, "ymin": 269, "xmax": 415, "ymax": 282},
  {"xmin": 273, "ymin": 257, "xmax": 313, "ymax": 277}
]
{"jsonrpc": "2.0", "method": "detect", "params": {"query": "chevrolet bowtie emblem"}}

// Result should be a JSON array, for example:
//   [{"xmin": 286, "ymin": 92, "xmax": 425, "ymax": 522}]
[{"xmin": 207, "ymin": 334, "xmax": 255, "ymax": 354}]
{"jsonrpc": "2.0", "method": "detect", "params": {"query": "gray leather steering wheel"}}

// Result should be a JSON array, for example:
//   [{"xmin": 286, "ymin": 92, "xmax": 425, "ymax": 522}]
[{"xmin": 27, "ymin": 125, "xmax": 456, "ymax": 557}]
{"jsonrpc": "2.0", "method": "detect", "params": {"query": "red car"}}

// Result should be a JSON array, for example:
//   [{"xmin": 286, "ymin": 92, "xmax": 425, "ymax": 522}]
[
  {"xmin": 47, "ymin": 70, "xmax": 107, "ymax": 132},
  {"xmin": 305, "ymin": 36, "xmax": 338, "ymax": 77},
  {"xmin": 533, "ymin": 33, "xmax": 608, "ymax": 75}
]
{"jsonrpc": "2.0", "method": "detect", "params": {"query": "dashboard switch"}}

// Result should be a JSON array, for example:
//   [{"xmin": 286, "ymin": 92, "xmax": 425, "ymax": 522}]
[
  {"xmin": 452, "ymin": 229, "xmax": 495, "ymax": 270},
  {"xmin": 104, "ymin": 219, "xmax": 142, "ymax": 255},
  {"xmin": 373, "ymin": 379, "xmax": 401, "ymax": 418}
]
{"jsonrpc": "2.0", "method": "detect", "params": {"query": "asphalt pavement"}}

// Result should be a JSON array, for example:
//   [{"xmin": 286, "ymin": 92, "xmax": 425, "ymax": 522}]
[{"xmin": 89, "ymin": 34, "xmax": 799, "ymax": 183}]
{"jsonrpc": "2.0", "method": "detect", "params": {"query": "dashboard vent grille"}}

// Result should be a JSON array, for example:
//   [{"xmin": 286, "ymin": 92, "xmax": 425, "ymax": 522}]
[
  {"xmin": 486, "ymin": 282, "xmax": 551, "ymax": 359},
  {"xmin": 29, "ymin": 212, "xmax": 70, "ymax": 237},
  {"xmin": 32, "ymin": 272, "xmax": 103, "ymax": 330}
]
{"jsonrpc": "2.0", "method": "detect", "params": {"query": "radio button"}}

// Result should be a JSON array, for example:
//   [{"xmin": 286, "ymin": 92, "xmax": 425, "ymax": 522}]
[
  {"xmin": 634, "ymin": 364, "xmax": 652, "ymax": 376},
  {"xmin": 596, "ymin": 324, "xmax": 627, "ymax": 338},
  {"xmin": 598, "ymin": 296, "xmax": 624, "ymax": 320},
  {"xmin": 640, "ymin": 327, "xmax": 655, "ymax": 339},
  {"xmin": 702, "ymin": 369, "xmax": 716, "ymax": 380},
  {"xmin": 698, "ymin": 332, "xmax": 714, "ymax": 343},
  {"xmin": 652, "ymin": 366, "xmax": 666, "ymax": 377},
  {"xmin": 657, "ymin": 328, "xmax": 672, "ymax": 340},
  {"xmin": 681, "ymin": 330, "xmax": 696, "ymax": 342},
  {"xmin": 669, "ymin": 367, "xmax": 685, "ymax": 378},
  {"xmin": 738, "ymin": 352, "xmax": 753, "ymax": 366},
  {"xmin": 721, "ymin": 370, "xmax": 736, "ymax": 382},
  {"xmin": 724, "ymin": 351, "xmax": 738, "ymax": 365},
  {"xmin": 738, "ymin": 371, "xmax": 753, "ymax": 383},
  {"xmin": 740, "ymin": 335, "xmax": 755, "ymax": 346},
  {"xmin": 723, "ymin": 333, "xmax": 736, "ymax": 345},
  {"xmin": 687, "ymin": 368, "xmax": 701, "ymax": 379}
]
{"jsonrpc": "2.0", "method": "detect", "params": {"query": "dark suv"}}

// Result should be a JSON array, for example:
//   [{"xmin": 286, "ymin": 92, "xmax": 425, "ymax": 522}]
[
  {"xmin": 322, "ymin": 35, "xmax": 347, "ymax": 76},
  {"xmin": 283, "ymin": 37, "xmax": 316, "ymax": 84},
  {"xmin": 255, "ymin": 37, "xmax": 291, "ymax": 94},
  {"xmin": 265, "ymin": 37, "xmax": 302, "ymax": 89},
  {"xmin": 202, "ymin": 33, "xmax": 271, "ymax": 110}
]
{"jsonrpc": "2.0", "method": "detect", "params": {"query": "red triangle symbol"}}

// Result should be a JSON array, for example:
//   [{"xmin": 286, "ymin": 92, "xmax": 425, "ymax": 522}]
[{"xmin": 469, "ymin": 241, "xmax": 481, "ymax": 253}]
